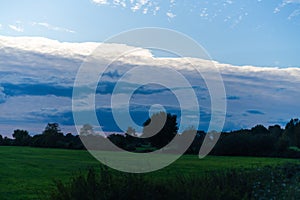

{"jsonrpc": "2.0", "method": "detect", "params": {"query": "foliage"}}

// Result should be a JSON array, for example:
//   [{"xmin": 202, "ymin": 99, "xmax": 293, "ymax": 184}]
[
  {"xmin": 142, "ymin": 112, "xmax": 178, "ymax": 148},
  {"xmin": 12, "ymin": 129, "xmax": 31, "ymax": 146},
  {"xmin": 1, "ymin": 116, "xmax": 300, "ymax": 158},
  {"xmin": 284, "ymin": 119, "xmax": 300, "ymax": 148},
  {"xmin": 30, "ymin": 123, "xmax": 83, "ymax": 149},
  {"xmin": 49, "ymin": 163, "xmax": 300, "ymax": 200}
]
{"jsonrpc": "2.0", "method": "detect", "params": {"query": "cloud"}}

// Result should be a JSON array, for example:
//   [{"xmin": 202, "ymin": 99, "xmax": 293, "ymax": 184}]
[
  {"xmin": 166, "ymin": 12, "xmax": 176, "ymax": 18},
  {"xmin": 274, "ymin": 7, "xmax": 281, "ymax": 13},
  {"xmin": 32, "ymin": 22, "xmax": 75, "ymax": 33},
  {"xmin": 246, "ymin": 110, "xmax": 265, "ymax": 115},
  {"xmin": 92, "ymin": 0, "xmax": 109, "ymax": 5},
  {"xmin": 0, "ymin": 95, "xmax": 71, "ymax": 124},
  {"xmin": 88, "ymin": 0, "xmax": 250, "ymax": 27},
  {"xmin": 0, "ymin": 35, "xmax": 152, "ymax": 64},
  {"xmin": 8, "ymin": 24, "xmax": 24, "ymax": 32},
  {"xmin": 91, "ymin": 0, "xmax": 162, "ymax": 16},
  {"xmin": 0, "ymin": 87, "xmax": 7, "ymax": 103},
  {"xmin": 0, "ymin": 35, "xmax": 300, "ymax": 133},
  {"xmin": 274, "ymin": 0, "xmax": 300, "ymax": 15},
  {"xmin": 1, "ymin": 83, "xmax": 73, "ymax": 97},
  {"xmin": 288, "ymin": 9, "xmax": 300, "ymax": 19},
  {"xmin": 285, "ymin": 0, "xmax": 300, "ymax": 3},
  {"xmin": 227, "ymin": 96, "xmax": 240, "ymax": 100}
]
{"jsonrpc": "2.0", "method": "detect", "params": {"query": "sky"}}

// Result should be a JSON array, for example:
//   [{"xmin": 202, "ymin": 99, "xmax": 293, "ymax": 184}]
[
  {"xmin": 0, "ymin": 0, "xmax": 300, "ymax": 67},
  {"xmin": 0, "ymin": 0, "xmax": 300, "ymax": 136}
]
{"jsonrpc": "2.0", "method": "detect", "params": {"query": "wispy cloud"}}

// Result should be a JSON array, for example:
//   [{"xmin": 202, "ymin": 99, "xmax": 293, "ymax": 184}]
[
  {"xmin": 166, "ymin": 12, "xmax": 176, "ymax": 18},
  {"xmin": 8, "ymin": 21, "xmax": 24, "ymax": 32},
  {"xmin": 92, "ymin": 0, "xmax": 109, "ymax": 5},
  {"xmin": 32, "ymin": 22, "xmax": 75, "ymax": 33},
  {"xmin": 130, "ymin": 0, "xmax": 151, "ymax": 12},
  {"xmin": 288, "ymin": 9, "xmax": 300, "ymax": 19},
  {"xmin": 274, "ymin": 0, "xmax": 300, "ymax": 15},
  {"xmin": 0, "ymin": 86, "xmax": 6, "ymax": 104},
  {"xmin": 92, "ymin": 0, "xmax": 162, "ymax": 16}
]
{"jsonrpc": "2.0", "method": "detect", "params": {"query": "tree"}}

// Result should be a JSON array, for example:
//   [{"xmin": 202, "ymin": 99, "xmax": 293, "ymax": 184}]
[
  {"xmin": 251, "ymin": 125, "xmax": 269, "ymax": 135},
  {"xmin": 2, "ymin": 136, "xmax": 13, "ymax": 146},
  {"xmin": 268, "ymin": 125, "xmax": 283, "ymax": 138},
  {"xmin": 43, "ymin": 123, "xmax": 63, "ymax": 136},
  {"xmin": 142, "ymin": 112, "xmax": 178, "ymax": 148},
  {"xmin": 35, "ymin": 123, "xmax": 65, "ymax": 147},
  {"xmin": 12, "ymin": 129, "xmax": 31, "ymax": 146},
  {"xmin": 284, "ymin": 119, "xmax": 300, "ymax": 147},
  {"xmin": 295, "ymin": 122, "xmax": 300, "ymax": 148}
]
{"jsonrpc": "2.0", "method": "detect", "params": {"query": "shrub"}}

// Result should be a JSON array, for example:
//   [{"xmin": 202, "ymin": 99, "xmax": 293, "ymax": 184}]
[{"xmin": 49, "ymin": 163, "xmax": 300, "ymax": 200}]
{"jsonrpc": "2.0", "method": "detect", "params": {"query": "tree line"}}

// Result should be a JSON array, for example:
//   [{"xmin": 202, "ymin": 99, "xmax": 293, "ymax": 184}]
[
  {"xmin": 0, "ymin": 123, "xmax": 84, "ymax": 149},
  {"xmin": 1, "ymin": 112, "xmax": 300, "ymax": 158}
]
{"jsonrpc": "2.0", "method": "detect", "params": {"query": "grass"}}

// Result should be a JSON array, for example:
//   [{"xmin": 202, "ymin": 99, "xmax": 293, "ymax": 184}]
[
  {"xmin": 0, "ymin": 146, "xmax": 299, "ymax": 199},
  {"xmin": 0, "ymin": 146, "xmax": 99, "ymax": 200}
]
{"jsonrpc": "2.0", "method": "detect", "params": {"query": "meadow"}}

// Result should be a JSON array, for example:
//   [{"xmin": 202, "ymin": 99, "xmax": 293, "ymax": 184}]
[{"xmin": 0, "ymin": 146, "xmax": 300, "ymax": 199}]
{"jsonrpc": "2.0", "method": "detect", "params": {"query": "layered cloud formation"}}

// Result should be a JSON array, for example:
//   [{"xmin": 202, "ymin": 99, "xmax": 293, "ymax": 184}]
[{"xmin": 0, "ymin": 35, "xmax": 299, "ymax": 135}]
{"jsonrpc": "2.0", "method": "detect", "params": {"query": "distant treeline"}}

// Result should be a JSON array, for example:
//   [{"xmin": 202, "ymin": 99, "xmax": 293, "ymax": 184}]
[
  {"xmin": 0, "ymin": 123, "xmax": 84, "ymax": 149},
  {"xmin": 1, "ymin": 112, "xmax": 300, "ymax": 158}
]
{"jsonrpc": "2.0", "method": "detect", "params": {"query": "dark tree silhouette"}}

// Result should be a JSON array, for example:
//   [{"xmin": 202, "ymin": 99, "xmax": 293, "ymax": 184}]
[
  {"xmin": 12, "ymin": 129, "xmax": 31, "ymax": 146},
  {"xmin": 284, "ymin": 119, "xmax": 300, "ymax": 147},
  {"xmin": 43, "ymin": 123, "xmax": 63, "ymax": 136},
  {"xmin": 0, "ymin": 134, "xmax": 3, "ymax": 145},
  {"xmin": 268, "ymin": 125, "xmax": 283, "ymax": 138},
  {"xmin": 31, "ymin": 123, "xmax": 65, "ymax": 148},
  {"xmin": 251, "ymin": 125, "xmax": 269, "ymax": 135},
  {"xmin": 142, "ymin": 112, "xmax": 178, "ymax": 148}
]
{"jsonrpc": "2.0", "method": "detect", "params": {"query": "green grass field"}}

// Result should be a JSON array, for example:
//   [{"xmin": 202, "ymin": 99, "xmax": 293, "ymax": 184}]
[{"xmin": 0, "ymin": 146, "xmax": 299, "ymax": 200}]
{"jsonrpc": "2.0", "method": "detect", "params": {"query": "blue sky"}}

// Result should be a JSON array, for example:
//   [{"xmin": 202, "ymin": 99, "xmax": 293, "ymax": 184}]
[
  {"xmin": 0, "ymin": 0, "xmax": 300, "ymax": 135},
  {"xmin": 1, "ymin": 0, "xmax": 300, "ymax": 67}
]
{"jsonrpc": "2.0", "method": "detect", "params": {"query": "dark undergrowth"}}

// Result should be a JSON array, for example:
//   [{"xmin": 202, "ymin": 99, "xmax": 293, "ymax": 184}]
[{"xmin": 48, "ymin": 163, "xmax": 300, "ymax": 200}]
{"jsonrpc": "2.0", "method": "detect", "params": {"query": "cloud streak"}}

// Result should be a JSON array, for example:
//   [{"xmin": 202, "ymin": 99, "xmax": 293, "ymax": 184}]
[
  {"xmin": 92, "ymin": 0, "xmax": 109, "ymax": 5},
  {"xmin": 8, "ymin": 24, "xmax": 24, "ymax": 32},
  {"xmin": 274, "ymin": 0, "xmax": 300, "ymax": 17},
  {"xmin": 32, "ymin": 22, "xmax": 76, "ymax": 33},
  {"xmin": 92, "ymin": 0, "xmax": 162, "ymax": 16}
]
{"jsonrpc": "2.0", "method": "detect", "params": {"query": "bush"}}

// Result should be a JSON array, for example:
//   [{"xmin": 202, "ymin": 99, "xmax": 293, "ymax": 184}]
[{"xmin": 49, "ymin": 163, "xmax": 300, "ymax": 200}]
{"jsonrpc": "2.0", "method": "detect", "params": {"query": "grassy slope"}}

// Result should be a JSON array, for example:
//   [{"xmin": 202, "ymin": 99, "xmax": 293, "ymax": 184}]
[{"xmin": 0, "ymin": 146, "xmax": 299, "ymax": 200}]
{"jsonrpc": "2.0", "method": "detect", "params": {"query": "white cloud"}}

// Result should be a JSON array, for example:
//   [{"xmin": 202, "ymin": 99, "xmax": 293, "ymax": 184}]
[
  {"xmin": 130, "ymin": 0, "xmax": 150, "ymax": 12},
  {"xmin": 92, "ymin": 0, "xmax": 109, "ymax": 5},
  {"xmin": 286, "ymin": 0, "xmax": 300, "ymax": 3},
  {"xmin": 0, "ymin": 24, "xmax": 2, "ymax": 30},
  {"xmin": 274, "ymin": 7, "xmax": 280, "ymax": 13},
  {"xmin": 0, "ymin": 35, "xmax": 300, "ymax": 132},
  {"xmin": 274, "ymin": 0, "xmax": 300, "ymax": 15},
  {"xmin": 288, "ymin": 9, "xmax": 300, "ymax": 19},
  {"xmin": 8, "ymin": 24, "xmax": 24, "ymax": 32},
  {"xmin": 112, "ymin": 0, "xmax": 126, "ymax": 7},
  {"xmin": 166, "ymin": 12, "xmax": 176, "ymax": 18},
  {"xmin": 92, "ymin": 0, "xmax": 163, "ymax": 16},
  {"xmin": 226, "ymin": 0, "xmax": 233, "ymax": 4},
  {"xmin": 32, "ymin": 22, "xmax": 75, "ymax": 33}
]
